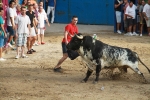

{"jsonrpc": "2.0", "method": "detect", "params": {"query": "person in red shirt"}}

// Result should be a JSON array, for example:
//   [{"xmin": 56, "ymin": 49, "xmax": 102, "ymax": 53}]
[{"xmin": 54, "ymin": 16, "xmax": 78, "ymax": 72}]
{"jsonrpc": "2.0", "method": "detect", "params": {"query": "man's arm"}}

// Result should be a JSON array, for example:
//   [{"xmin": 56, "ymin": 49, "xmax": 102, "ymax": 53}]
[
  {"xmin": 46, "ymin": 19, "xmax": 50, "ymax": 26},
  {"xmin": 54, "ymin": 0, "xmax": 56, "ymax": 7},
  {"xmin": 64, "ymin": 31, "xmax": 69, "ymax": 44},
  {"xmin": 33, "ymin": 18, "xmax": 37, "ymax": 33},
  {"xmin": 114, "ymin": 1, "xmax": 123, "ymax": 8}
]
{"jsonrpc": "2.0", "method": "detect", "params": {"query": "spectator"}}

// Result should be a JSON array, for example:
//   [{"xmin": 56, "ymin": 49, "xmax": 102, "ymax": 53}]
[
  {"xmin": 46, "ymin": 0, "xmax": 56, "ymax": 24},
  {"xmin": 37, "ymin": 6, "xmax": 50, "ymax": 45},
  {"xmin": 15, "ymin": 6, "xmax": 31, "ymax": 59},
  {"xmin": 0, "ymin": 7, "xmax": 7, "ymax": 61},
  {"xmin": 123, "ymin": 0, "xmax": 129, "ymax": 33},
  {"xmin": 54, "ymin": 16, "xmax": 78, "ymax": 72},
  {"xmin": 22, "ymin": 0, "xmax": 27, "ymax": 8},
  {"xmin": 114, "ymin": 0, "xmax": 123, "ymax": 34},
  {"xmin": 16, "ymin": 4, "xmax": 21, "ymax": 15},
  {"xmin": 5, "ymin": 0, "xmax": 16, "ymax": 48},
  {"xmin": 136, "ymin": 0, "xmax": 141, "ymax": 33},
  {"xmin": 124, "ymin": 1, "xmax": 138, "ymax": 36},
  {"xmin": 139, "ymin": 0, "xmax": 146, "ymax": 36},
  {"xmin": 26, "ymin": 4, "xmax": 37, "ymax": 54},
  {"xmin": 143, "ymin": 0, "xmax": 150, "ymax": 36}
]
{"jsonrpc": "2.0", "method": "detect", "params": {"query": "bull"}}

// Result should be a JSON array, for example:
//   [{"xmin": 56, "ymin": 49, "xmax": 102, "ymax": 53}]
[{"xmin": 66, "ymin": 33, "xmax": 150, "ymax": 83}]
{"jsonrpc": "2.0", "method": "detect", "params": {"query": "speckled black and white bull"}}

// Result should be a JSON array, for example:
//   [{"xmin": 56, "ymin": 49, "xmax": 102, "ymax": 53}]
[{"xmin": 66, "ymin": 33, "xmax": 150, "ymax": 83}]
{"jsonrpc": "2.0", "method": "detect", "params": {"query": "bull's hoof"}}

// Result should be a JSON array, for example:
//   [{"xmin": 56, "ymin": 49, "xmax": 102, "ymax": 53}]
[
  {"xmin": 142, "ymin": 80, "xmax": 148, "ymax": 84},
  {"xmin": 93, "ymin": 81, "xmax": 98, "ymax": 84},
  {"xmin": 81, "ymin": 79, "xmax": 87, "ymax": 83}
]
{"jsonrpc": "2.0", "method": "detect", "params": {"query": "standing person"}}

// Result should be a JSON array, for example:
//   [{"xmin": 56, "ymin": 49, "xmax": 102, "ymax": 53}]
[
  {"xmin": 5, "ymin": 0, "xmax": 15, "ymax": 48},
  {"xmin": 123, "ymin": 0, "xmax": 129, "ymax": 34},
  {"xmin": 114, "ymin": 0, "xmax": 123, "ymax": 34},
  {"xmin": 125, "ymin": 1, "xmax": 138, "ymax": 36},
  {"xmin": 54, "ymin": 16, "xmax": 78, "ymax": 72},
  {"xmin": 26, "ymin": 4, "xmax": 37, "ymax": 54},
  {"xmin": 37, "ymin": 6, "xmax": 50, "ymax": 45},
  {"xmin": 139, "ymin": 0, "xmax": 146, "ymax": 36},
  {"xmin": 0, "ymin": 7, "xmax": 7, "ymax": 61},
  {"xmin": 143, "ymin": 0, "xmax": 150, "ymax": 36},
  {"xmin": 15, "ymin": 6, "xmax": 31, "ymax": 59},
  {"xmin": 46, "ymin": 0, "xmax": 56, "ymax": 24}
]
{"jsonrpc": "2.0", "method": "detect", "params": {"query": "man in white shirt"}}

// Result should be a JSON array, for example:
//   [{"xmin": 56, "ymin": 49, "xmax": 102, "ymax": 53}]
[
  {"xmin": 37, "ymin": 6, "xmax": 50, "ymax": 45},
  {"xmin": 125, "ymin": 1, "xmax": 138, "ymax": 36},
  {"xmin": 15, "ymin": 6, "xmax": 31, "ymax": 59},
  {"xmin": 5, "ymin": 0, "xmax": 16, "ymax": 48},
  {"xmin": 143, "ymin": 0, "xmax": 150, "ymax": 36}
]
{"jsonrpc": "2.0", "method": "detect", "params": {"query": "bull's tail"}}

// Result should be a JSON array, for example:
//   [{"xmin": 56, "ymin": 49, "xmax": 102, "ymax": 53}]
[{"xmin": 134, "ymin": 52, "xmax": 150, "ymax": 73}]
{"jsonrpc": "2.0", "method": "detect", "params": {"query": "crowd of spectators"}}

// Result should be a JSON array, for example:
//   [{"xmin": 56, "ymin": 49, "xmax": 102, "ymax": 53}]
[
  {"xmin": 115, "ymin": 0, "xmax": 150, "ymax": 36},
  {"xmin": 0, "ymin": 0, "xmax": 51, "ymax": 61}
]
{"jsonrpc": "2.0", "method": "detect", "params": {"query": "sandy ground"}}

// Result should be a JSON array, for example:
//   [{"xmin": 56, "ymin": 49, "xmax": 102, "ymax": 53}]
[{"xmin": 1, "ymin": 31, "xmax": 150, "ymax": 100}]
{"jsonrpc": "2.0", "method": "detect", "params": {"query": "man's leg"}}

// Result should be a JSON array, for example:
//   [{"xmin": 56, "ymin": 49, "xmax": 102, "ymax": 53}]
[
  {"xmin": 41, "ymin": 29, "xmax": 45, "ymax": 44},
  {"xmin": 54, "ymin": 53, "xmax": 68, "ymax": 69},
  {"xmin": 27, "ymin": 37, "xmax": 32, "ymax": 54},
  {"xmin": 51, "ymin": 7, "xmax": 55, "ymax": 23}
]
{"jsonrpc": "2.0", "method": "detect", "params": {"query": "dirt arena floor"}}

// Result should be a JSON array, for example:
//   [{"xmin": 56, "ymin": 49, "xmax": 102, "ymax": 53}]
[{"xmin": 1, "ymin": 30, "xmax": 150, "ymax": 100}]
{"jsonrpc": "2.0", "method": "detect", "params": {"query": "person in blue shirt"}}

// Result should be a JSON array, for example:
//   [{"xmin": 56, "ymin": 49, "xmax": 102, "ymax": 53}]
[
  {"xmin": 0, "ymin": 7, "xmax": 7, "ymax": 61},
  {"xmin": 46, "ymin": 0, "xmax": 56, "ymax": 23}
]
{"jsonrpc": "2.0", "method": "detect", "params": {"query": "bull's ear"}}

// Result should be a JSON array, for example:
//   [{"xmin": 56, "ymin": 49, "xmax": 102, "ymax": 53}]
[{"xmin": 76, "ymin": 34, "xmax": 83, "ymax": 39}]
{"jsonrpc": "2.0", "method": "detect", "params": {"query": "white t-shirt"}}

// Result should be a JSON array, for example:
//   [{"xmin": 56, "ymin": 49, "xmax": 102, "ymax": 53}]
[
  {"xmin": 143, "ymin": 4, "xmax": 150, "ymax": 17},
  {"xmin": 7, "ymin": 7, "xmax": 15, "ymax": 26},
  {"xmin": 15, "ymin": 14, "xmax": 31, "ymax": 34},
  {"xmin": 125, "ymin": 4, "xmax": 137, "ymax": 19},
  {"xmin": 37, "ymin": 10, "xmax": 48, "ymax": 28}
]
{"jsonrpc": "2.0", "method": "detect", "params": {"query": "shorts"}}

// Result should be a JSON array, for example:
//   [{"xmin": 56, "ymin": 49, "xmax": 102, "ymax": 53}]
[
  {"xmin": 145, "ymin": 17, "xmax": 150, "ymax": 27},
  {"xmin": 115, "ymin": 11, "xmax": 121, "ymax": 23},
  {"xmin": 28, "ymin": 27, "xmax": 36, "ymax": 37},
  {"xmin": 140, "ymin": 18, "xmax": 146, "ymax": 24},
  {"xmin": 37, "ymin": 28, "xmax": 45, "ymax": 34},
  {"xmin": 62, "ymin": 42, "xmax": 67, "ymax": 53},
  {"xmin": 0, "ymin": 35, "xmax": 4, "ymax": 47},
  {"xmin": 7, "ymin": 26, "xmax": 15, "ymax": 36},
  {"xmin": 17, "ymin": 33, "xmax": 27, "ymax": 47},
  {"xmin": 127, "ymin": 18, "xmax": 136, "ymax": 27}
]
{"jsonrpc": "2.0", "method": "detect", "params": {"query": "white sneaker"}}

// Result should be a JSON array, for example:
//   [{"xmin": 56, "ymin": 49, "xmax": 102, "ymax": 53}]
[
  {"xmin": 132, "ymin": 32, "xmax": 138, "ymax": 36},
  {"xmin": 124, "ymin": 32, "xmax": 132, "ymax": 36},
  {"xmin": 33, "ymin": 42, "xmax": 39, "ymax": 46},
  {"xmin": 15, "ymin": 55, "xmax": 19, "ymax": 59},
  {"xmin": 117, "ymin": 30, "xmax": 122, "ymax": 34},
  {"xmin": 140, "ymin": 34, "xmax": 142, "ymax": 36},
  {"xmin": 22, "ymin": 54, "xmax": 28, "ymax": 58},
  {"xmin": 0, "ymin": 58, "xmax": 6, "ymax": 61},
  {"xmin": 8, "ymin": 43, "xmax": 13, "ymax": 48}
]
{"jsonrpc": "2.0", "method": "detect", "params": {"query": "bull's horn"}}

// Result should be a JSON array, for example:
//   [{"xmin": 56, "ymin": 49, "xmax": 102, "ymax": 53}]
[{"xmin": 76, "ymin": 34, "xmax": 83, "ymax": 39}]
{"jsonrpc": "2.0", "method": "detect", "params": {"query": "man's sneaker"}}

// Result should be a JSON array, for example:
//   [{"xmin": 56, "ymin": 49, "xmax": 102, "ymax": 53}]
[
  {"xmin": 124, "ymin": 32, "xmax": 132, "ymax": 36},
  {"xmin": 117, "ymin": 30, "xmax": 122, "ymax": 34},
  {"xmin": 140, "ymin": 34, "xmax": 142, "ymax": 36},
  {"xmin": 15, "ymin": 55, "xmax": 20, "ymax": 59},
  {"xmin": 8, "ymin": 43, "xmax": 13, "ymax": 48},
  {"xmin": 132, "ymin": 32, "xmax": 138, "ymax": 36},
  {"xmin": 22, "ymin": 54, "xmax": 28, "ymax": 58},
  {"xmin": 53, "ymin": 67, "xmax": 63, "ymax": 73},
  {"xmin": 31, "ymin": 49, "xmax": 36, "ymax": 52},
  {"xmin": 0, "ymin": 58, "xmax": 6, "ymax": 61}
]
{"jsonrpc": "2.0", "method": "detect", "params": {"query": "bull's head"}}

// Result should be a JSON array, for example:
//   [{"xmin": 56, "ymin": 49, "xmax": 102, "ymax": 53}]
[{"xmin": 66, "ymin": 33, "xmax": 83, "ymax": 50}]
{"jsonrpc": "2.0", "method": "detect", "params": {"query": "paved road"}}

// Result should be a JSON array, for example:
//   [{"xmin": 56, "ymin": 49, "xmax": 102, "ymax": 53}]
[{"xmin": 45, "ymin": 23, "xmax": 114, "ymax": 34}]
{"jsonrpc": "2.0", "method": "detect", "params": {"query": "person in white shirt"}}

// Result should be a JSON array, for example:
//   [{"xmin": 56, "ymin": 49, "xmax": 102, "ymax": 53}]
[
  {"xmin": 125, "ymin": 1, "xmax": 138, "ymax": 36},
  {"xmin": 37, "ymin": 6, "xmax": 50, "ymax": 45},
  {"xmin": 15, "ymin": 6, "xmax": 31, "ymax": 59},
  {"xmin": 5, "ymin": 0, "xmax": 16, "ymax": 48},
  {"xmin": 143, "ymin": 0, "xmax": 150, "ymax": 36}
]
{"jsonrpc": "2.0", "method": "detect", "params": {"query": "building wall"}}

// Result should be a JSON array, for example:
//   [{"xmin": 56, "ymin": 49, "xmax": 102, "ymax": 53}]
[{"xmin": 54, "ymin": 0, "xmax": 114, "ymax": 25}]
